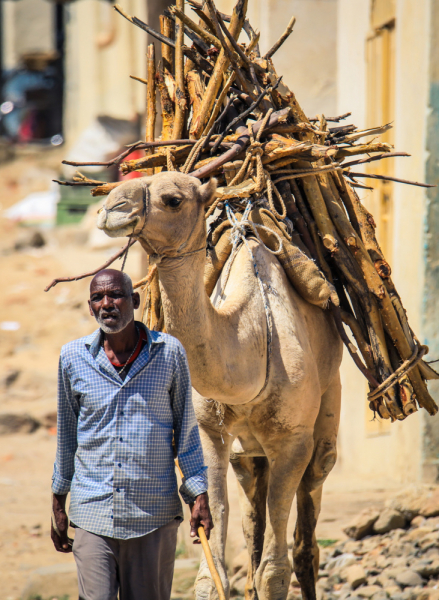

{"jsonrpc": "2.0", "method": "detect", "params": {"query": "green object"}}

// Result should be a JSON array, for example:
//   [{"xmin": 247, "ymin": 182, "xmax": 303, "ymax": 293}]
[
  {"xmin": 317, "ymin": 539, "xmax": 338, "ymax": 548},
  {"xmin": 56, "ymin": 185, "xmax": 99, "ymax": 226}
]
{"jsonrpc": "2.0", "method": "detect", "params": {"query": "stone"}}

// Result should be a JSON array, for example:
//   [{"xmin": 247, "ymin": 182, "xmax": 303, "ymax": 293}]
[
  {"xmin": 344, "ymin": 541, "xmax": 363, "ymax": 554},
  {"xmin": 387, "ymin": 486, "xmax": 435, "ymax": 522},
  {"xmin": 419, "ymin": 532, "xmax": 439, "ymax": 551},
  {"xmin": 357, "ymin": 585, "xmax": 383, "ymax": 598},
  {"xmin": 395, "ymin": 570, "xmax": 424, "ymax": 588},
  {"xmin": 410, "ymin": 516, "xmax": 426, "ymax": 528},
  {"xmin": 0, "ymin": 413, "xmax": 40, "ymax": 435},
  {"xmin": 371, "ymin": 591, "xmax": 388, "ymax": 600},
  {"xmin": 344, "ymin": 509, "xmax": 380, "ymax": 541},
  {"xmin": 420, "ymin": 490, "xmax": 439, "ymax": 518},
  {"xmin": 327, "ymin": 553, "xmax": 357, "ymax": 572},
  {"xmin": 405, "ymin": 527, "xmax": 435, "ymax": 543},
  {"xmin": 386, "ymin": 585, "xmax": 402, "ymax": 597},
  {"xmin": 345, "ymin": 565, "xmax": 367, "ymax": 590},
  {"xmin": 413, "ymin": 559, "xmax": 439, "ymax": 578},
  {"xmin": 374, "ymin": 510, "xmax": 407, "ymax": 535}
]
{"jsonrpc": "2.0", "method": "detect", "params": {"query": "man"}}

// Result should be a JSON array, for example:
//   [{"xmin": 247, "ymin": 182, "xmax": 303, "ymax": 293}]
[{"xmin": 51, "ymin": 268, "xmax": 212, "ymax": 600}]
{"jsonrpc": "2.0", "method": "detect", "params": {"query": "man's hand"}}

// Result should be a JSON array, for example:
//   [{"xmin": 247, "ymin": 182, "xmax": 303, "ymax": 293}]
[
  {"xmin": 190, "ymin": 492, "xmax": 213, "ymax": 544},
  {"xmin": 51, "ymin": 493, "xmax": 73, "ymax": 553}
]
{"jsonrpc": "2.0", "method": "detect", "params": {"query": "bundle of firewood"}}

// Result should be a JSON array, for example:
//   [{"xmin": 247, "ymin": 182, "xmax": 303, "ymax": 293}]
[{"xmin": 57, "ymin": 0, "xmax": 439, "ymax": 422}]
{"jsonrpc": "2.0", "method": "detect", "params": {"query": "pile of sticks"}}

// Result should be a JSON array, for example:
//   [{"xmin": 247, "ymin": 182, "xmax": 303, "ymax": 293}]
[{"xmin": 57, "ymin": 0, "xmax": 439, "ymax": 421}]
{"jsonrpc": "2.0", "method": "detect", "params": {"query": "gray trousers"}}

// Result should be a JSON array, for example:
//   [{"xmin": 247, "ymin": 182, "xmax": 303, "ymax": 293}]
[{"xmin": 72, "ymin": 519, "xmax": 179, "ymax": 600}]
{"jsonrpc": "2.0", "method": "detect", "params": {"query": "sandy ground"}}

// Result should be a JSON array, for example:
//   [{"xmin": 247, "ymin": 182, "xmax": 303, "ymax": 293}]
[{"xmin": 0, "ymin": 147, "xmax": 401, "ymax": 600}]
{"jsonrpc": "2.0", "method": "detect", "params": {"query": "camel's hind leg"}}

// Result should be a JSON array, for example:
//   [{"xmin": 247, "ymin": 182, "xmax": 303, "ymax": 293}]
[
  {"xmin": 293, "ymin": 375, "xmax": 341, "ymax": 600},
  {"xmin": 230, "ymin": 455, "xmax": 269, "ymax": 600}
]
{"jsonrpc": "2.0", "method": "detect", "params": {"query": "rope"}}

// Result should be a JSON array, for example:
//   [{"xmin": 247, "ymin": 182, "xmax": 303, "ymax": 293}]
[
  {"xmin": 367, "ymin": 344, "xmax": 428, "ymax": 402},
  {"xmin": 166, "ymin": 147, "xmax": 177, "ymax": 172},
  {"xmin": 214, "ymin": 200, "xmax": 277, "ymax": 401},
  {"xmin": 182, "ymin": 136, "xmax": 207, "ymax": 174}
]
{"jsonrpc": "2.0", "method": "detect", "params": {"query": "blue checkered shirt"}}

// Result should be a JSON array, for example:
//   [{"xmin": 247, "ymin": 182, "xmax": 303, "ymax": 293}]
[{"xmin": 52, "ymin": 322, "xmax": 208, "ymax": 539}]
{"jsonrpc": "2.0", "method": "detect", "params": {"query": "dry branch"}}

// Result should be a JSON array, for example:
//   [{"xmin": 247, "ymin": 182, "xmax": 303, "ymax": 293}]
[{"xmin": 45, "ymin": 239, "xmax": 137, "ymax": 292}]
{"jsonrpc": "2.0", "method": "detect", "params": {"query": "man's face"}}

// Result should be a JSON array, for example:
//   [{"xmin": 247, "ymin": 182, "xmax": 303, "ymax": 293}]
[{"xmin": 88, "ymin": 273, "xmax": 140, "ymax": 334}]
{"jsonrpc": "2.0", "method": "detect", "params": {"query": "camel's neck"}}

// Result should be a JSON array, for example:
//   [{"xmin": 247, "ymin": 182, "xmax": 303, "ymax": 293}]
[
  {"xmin": 156, "ymin": 248, "xmax": 266, "ymax": 402},
  {"xmin": 157, "ymin": 252, "xmax": 213, "ymax": 351},
  {"xmin": 157, "ymin": 253, "xmax": 217, "ymax": 392}
]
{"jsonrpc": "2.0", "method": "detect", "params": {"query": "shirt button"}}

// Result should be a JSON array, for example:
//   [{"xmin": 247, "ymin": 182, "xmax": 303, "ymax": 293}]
[
  {"xmin": 116, "ymin": 488, "xmax": 120, "ymax": 492},
  {"xmin": 119, "ymin": 437, "xmax": 123, "ymax": 442},
  {"xmin": 111, "ymin": 515, "xmax": 113, "ymax": 519},
  {"xmin": 118, "ymin": 463, "xmax": 122, "ymax": 468},
  {"xmin": 120, "ymin": 411, "xmax": 124, "ymax": 416}
]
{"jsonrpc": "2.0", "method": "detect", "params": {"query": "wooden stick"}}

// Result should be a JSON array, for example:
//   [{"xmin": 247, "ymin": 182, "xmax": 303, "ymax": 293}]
[
  {"xmin": 210, "ymin": 77, "xmax": 282, "ymax": 156},
  {"xmin": 160, "ymin": 15, "xmax": 174, "ymax": 74},
  {"xmin": 191, "ymin": 0, "xmax": 249, "ymax": 139},
  {"xmin": 335, "ymin": 142, "xmax": 393, "ymax": 160},
  {"xmin": 169, "ymin": 6, "xmax": 221, "ymax": 49},
  {"xmin": 145, "ymin": 44, "xmax": 157, "ymax": 176},
  {"xmin": 114, "ymin": 5, "xmax": 175, "ymax": 48},
  {"xmin": 309, "ymin": 112, "xmax": 351, "ymax": 123},
  {"xmin": 157, "ymin": 63, "xmax": 175, "ymax": 140},
  {"xmin": 53, "ymin": 178, "xmax": 104, "ymax": 187},
  {"xmin": 91, "ymin": 181, "xmax": 124, "ymax": 196},
  {"xmin": 264, "ymin": 15, "xmax": 296, "ymax": 59},
  {"xmin": 345, "ymin": 171, "xmax": 435, "ymax": 189},
  {"xmin": 182, "ymin": 45, "xmax": 214, "ymax": 75},
  {"xmin": 172, "ymin": 0, "xmax": 186, "ymax": 140},
  {"xmin": 45, "ymin": 239, "xmax": 137, "ymax": 292},
  {"xmin": 130, "ymin": 74, "xmax": 148, "ymax": 85},
  {"xmin": 342, "ymin": 152, "xmax": 410, "ymax": 169},
  {"xmin": 175, "ymin": 461, "xmax": 226, "ymax": 600},
  {"xmin": 62, "ymin": 141, "xmax": 189, "ymax": 168},
  {"xmin": 187, "ymin": 68, "xmax": 206, "ymax": 140},
  {"xmin": 190, "ymin": 107, "xmax": 290, "ymax": 179},
  {"xmin": 331, "ymin": 305, "xmax": 380, "ymax": 388}
]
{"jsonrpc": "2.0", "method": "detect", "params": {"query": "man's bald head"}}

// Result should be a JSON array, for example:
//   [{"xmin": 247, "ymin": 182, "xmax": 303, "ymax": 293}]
[
  {"xmin": 90, "ymin": 269, "xmax": 133, "ymax": 295},
  {"xmin": 88, "ymin": 269, "xmax": 139, "ymax": 334}
]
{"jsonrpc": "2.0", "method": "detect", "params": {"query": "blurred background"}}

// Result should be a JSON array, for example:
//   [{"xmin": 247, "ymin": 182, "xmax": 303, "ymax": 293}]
[{"xmin": 1, "ymin": 0, "xmax": 439, "ymax": 598}]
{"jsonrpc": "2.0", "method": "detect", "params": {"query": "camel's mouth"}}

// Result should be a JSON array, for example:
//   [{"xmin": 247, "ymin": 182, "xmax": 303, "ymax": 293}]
[{"xmin": 97, "ymin": 210, "xmax": 140, "ymax": 238}]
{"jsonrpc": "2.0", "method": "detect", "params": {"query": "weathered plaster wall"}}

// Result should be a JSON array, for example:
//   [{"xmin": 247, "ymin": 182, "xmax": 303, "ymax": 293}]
[
  {"xmin": 217, "ymin": 0, "xmax": 337, "ymax": 119},
  {"xmin": 2, "ymin": 0, "xmax": 55, "ymax": 70},
  {"xmin": 423, "ymin": 0, "xmax": 439, "ymax": 482}
]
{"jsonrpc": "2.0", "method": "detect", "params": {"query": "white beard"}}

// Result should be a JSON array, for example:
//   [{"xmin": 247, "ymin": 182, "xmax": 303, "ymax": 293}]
[{"xmin": 96, "ymin": 309, "xmax": 134, "ymax": 334}]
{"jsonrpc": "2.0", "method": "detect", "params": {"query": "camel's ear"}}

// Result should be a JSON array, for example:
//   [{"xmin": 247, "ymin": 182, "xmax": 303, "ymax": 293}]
[{"xmin": 198, "ymin": 178, "xmax": 218, "ymax": 206}]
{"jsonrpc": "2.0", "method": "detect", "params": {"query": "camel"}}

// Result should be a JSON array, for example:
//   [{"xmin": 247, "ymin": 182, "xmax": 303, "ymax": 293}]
[{"xmin": 97, "ymin": 172, "xmax": 343, "ymax": 600}]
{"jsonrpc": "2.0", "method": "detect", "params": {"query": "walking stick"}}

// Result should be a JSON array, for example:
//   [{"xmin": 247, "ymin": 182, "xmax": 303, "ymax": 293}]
[{"xmin": 175, "ymin": 462, "xmax": 226, "ymax": 600}]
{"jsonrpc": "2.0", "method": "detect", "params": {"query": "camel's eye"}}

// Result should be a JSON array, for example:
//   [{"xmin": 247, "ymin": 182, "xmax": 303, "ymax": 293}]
[
  {"xmin": 163, "ymin": 196, "xmax": 182, "ymax": 209},
  {"xmin": 111, "ymin": 201, "xmax": 127, "ymax": 211}
]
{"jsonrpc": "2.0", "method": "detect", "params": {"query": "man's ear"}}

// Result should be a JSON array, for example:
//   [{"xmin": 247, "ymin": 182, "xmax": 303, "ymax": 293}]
[
  {"xmin": 132, "ymin": 292, "xmax": 141, "ymax": 310},
  {"xmin": 198, "ymin": 178, "xmax": 218, "ymax": 207}
]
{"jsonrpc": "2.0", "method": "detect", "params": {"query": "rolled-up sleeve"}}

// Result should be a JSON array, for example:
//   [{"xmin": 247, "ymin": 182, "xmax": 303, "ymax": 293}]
[
  {"xmin": 172, "ymin": 345, "xmax": 208, "ymax": 504},
  {"xmin": 52, "ymin": 354, "xmax": 79, "ymax": 494}
]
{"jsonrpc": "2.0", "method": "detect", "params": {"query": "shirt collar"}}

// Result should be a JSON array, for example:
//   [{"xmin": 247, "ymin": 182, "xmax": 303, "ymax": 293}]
[{"xmin": 86, "ymin": 321, "xmax": 165, "ymax": 358}]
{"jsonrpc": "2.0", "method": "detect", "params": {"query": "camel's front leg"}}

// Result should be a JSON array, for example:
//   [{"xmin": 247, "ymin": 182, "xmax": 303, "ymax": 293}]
[
  {"xmin": 195, "ymin": 422, "xmax": 233, "ymax": 600},
  {"xmin": 255, "ymin": 430, "xmax": 315, "ymax": 600}
]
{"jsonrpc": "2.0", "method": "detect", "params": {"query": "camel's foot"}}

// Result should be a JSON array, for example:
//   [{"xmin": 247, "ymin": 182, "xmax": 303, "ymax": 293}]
[
  {"xmin": 254, "ymin": 557, "xmax": 291, "ymax": 600},
  {"xmin": 195, "ymin": 563, "xmax": 229, "ymax": 600}
]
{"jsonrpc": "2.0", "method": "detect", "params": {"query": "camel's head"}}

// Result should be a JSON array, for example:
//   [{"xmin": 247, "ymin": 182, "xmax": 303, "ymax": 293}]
[{"xmin": 97, "ymin": 172, "xmax": 217, "ymax": 259}]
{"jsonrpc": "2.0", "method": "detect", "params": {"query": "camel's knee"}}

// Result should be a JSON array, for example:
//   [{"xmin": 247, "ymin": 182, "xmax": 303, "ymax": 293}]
[
  {"xmin": 254, "ymin": 555, "xmax": 291, "ymax": 600},
  {"xmin": 303, "ymin": 437, "xmax": 337, "ymax": 490}
]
